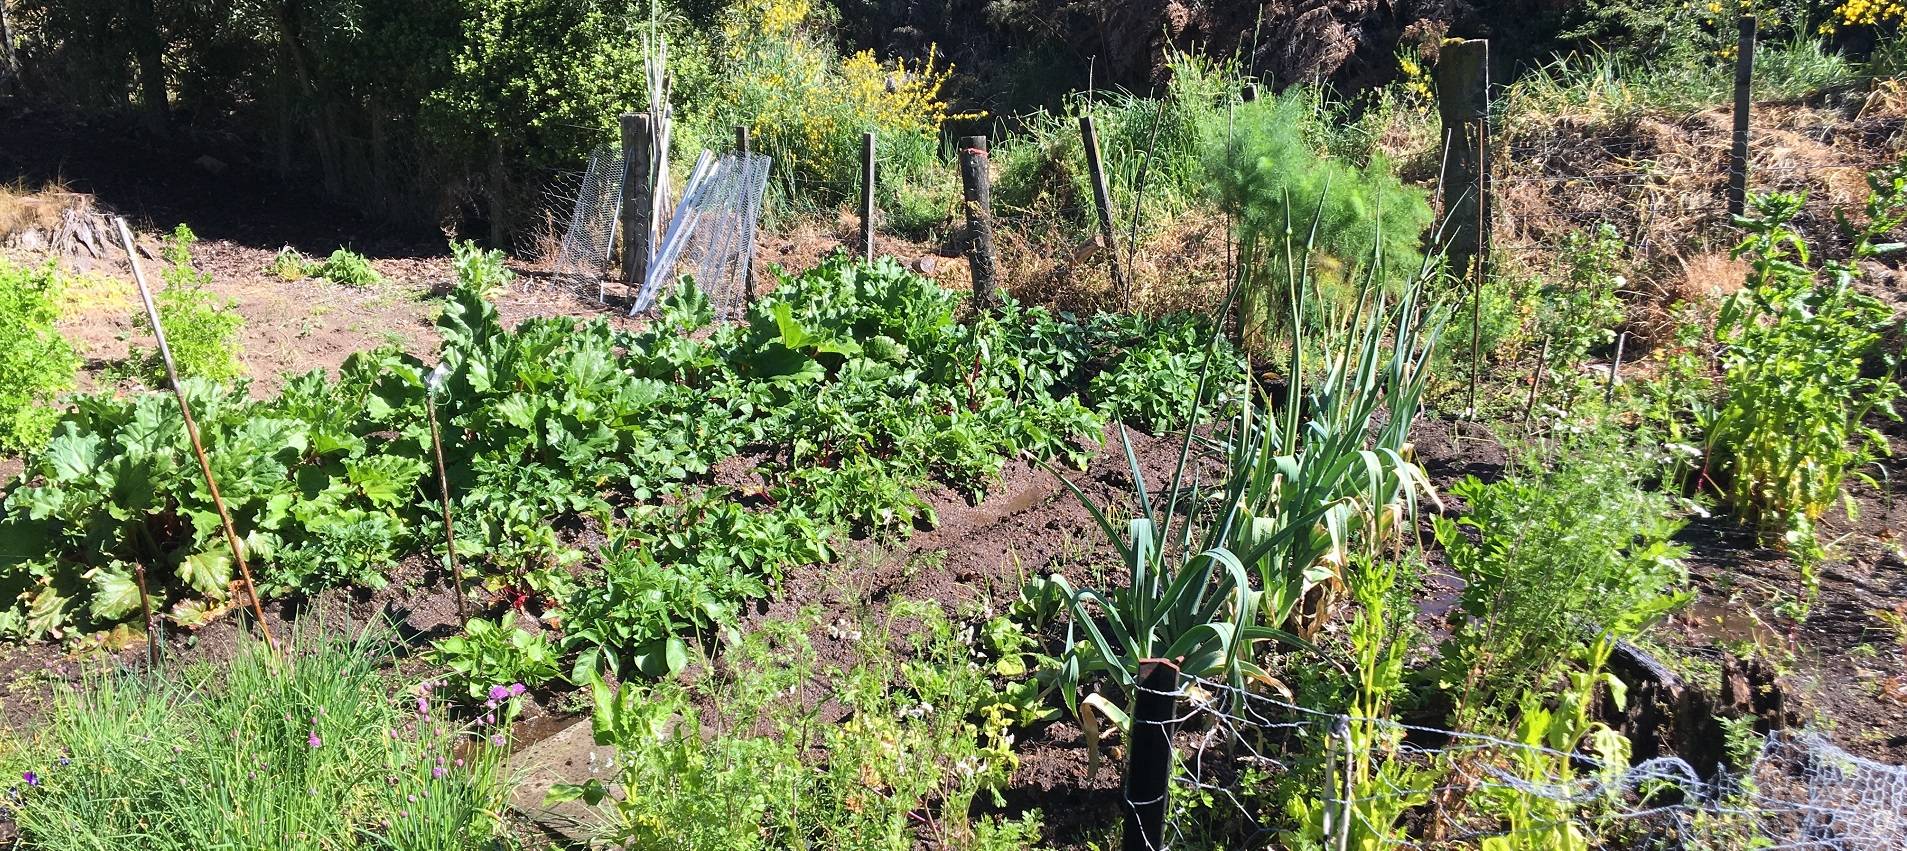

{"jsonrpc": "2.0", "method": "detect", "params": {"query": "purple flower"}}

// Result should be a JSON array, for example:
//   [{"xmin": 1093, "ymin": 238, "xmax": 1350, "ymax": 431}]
[
  {"xmin": 488, "ymin": 685, "xmax": 512, "ymax": 702},
  {"xmin": 509, "ymin": 683, "xmax": 527, "ymax": 697},
  {"xmin": 488, "ymin": 734, "xmax": 505, "ymax": 747},
  {"xmin": 431, "ymin": 766, "xmax": 446, "ymax": 779},
  {"xmin": 481, "ymin": 713, "xmax": 495, "ymax": 725},
  {"xmin": 453, "ymin": 758, "xmax": 464, "ymax": 768},
  {"xmin": 21, "ymin": 771, "xmax": 38, "ymax": 787},
  {"xmin": 406, "ymin": 794, "xmax": 416, "ymax": 803},
  {"xmin": 308, "ymin": 734, "xmax": 322, "ymax": 749},
  {"xmin": 415, "ymin": 698, "xmax": 430, "ymax": 716}
]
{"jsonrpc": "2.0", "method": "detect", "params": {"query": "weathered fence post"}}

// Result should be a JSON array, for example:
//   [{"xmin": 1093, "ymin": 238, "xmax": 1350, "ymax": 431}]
[
  {"xmin": 1123, "ymin": 660, "xmax": 1181, "ymax": 851},
  {"xmin": 1728, "ymin": 15, "xmax": 1757, "ymax": 218},
  {"xmin": 861, "ymin": 130, "xmax": 877, "ymax": 262},
  {"xmin": 1436, "ymin": 39, "xmax": 1490, "ymax": 278},
  {"xmin": 115, "ymin": 217, "xmax": 276, "ymax": 652},
  {"xmin": 1437, "ymin": 38, "xmax": 1490, "ymax": 416},
  {"xmin": 958, "ymin": 135, "xmax": 999, "ymax": 308},
  {"xmin": 621, "ymin": 111, "xmax": 655, "ymax": 287},
  {"xmin": 1079, "ymin": 115, "xmax": 1128, "ymax": 296}
]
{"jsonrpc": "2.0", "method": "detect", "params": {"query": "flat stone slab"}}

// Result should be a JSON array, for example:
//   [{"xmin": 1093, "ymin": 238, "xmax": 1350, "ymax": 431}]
[{"xmin": 507, "ymin": 717, "xmax": 618, "ymax": 844}]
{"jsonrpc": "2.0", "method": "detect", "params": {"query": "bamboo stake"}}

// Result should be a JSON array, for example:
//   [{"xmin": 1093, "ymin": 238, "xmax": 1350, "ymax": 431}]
[
  {"xmin": 425, "ymin": 366, "xmax": 466, "ymax": 623},
  {"xmin": 1521, "ymin": 336, "xmax": 1552, "ymax": 426},
  {"xmin": 114, "ymin": 217, "xmax": 276, "ymax": 650}
]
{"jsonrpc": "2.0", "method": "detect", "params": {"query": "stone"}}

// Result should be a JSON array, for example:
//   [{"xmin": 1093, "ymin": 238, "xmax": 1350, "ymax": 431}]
[
  {"xmin": 194, "ymin": 154, "xmax": 227, "ymax": 175},
  {"xmin": 505, "ymin": 717, "xmax": 618, "ymax": 843}
]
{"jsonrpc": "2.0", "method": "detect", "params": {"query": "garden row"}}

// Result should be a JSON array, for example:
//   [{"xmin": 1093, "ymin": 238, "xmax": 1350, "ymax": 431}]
[{"xmin": 0, "ymin": 243, "xmax": 1238, "ymax": 680}]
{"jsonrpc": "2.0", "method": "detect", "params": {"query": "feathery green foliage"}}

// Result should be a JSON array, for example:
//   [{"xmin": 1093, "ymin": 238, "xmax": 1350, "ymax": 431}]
[
  {"xmin": 0, "ymin": 260, "xmax": 79, "ymax": 453},
  {"xmin": 1210, "ymin": 94, "xmax": 1433, "ymax": 345}
]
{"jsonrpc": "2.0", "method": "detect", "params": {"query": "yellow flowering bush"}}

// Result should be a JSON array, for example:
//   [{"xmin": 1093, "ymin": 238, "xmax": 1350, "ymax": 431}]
[
  {"xmin": 1828, "ymin": 0, "xmax": 1907, "ymax": 28},
  {"xmin": 683, "ymin": 0, "xmax": 972, "ymax": 214}
]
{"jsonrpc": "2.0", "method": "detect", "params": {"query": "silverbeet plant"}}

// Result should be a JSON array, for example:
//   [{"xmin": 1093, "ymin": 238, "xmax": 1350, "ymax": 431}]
[{"xmin": 1044, "ymin": 195, "xmax": 1446, "ymax": 730}]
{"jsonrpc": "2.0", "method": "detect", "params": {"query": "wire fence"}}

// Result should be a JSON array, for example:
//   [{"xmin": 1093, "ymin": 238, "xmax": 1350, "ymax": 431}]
[{"xmin": 1124, "ymin": 674, "xmax": 1907, "ymax": 850}]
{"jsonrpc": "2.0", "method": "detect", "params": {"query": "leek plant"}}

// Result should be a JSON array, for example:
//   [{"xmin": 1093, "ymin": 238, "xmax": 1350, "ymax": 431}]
[{"xmin": 1045, "ymin": 196, "xmax": 1447, "ymax": 722}]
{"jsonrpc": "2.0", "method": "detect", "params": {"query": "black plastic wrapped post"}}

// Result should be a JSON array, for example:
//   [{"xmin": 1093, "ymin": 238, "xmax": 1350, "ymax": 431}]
[
  {"xmin": 1123, "ymin": 659, "xmax": 1180, "ymax": 851},
  {"xmin": 1728, "ymin": 16, "xmax": 1757, "ymax": 217}
]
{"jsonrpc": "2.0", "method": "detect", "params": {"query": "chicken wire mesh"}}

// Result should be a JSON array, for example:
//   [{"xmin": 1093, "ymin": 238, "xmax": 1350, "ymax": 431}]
[
  {"xmin": 1115, "ymin": 674, "xmax": 1907, "ymax": 850},
  {"xmin": 537, "ymin": 143, "xmax": 625, "ymax": 301},
  {"xmin": 629, "ymin": 150, "xmax": 770, "ymax": 322}
]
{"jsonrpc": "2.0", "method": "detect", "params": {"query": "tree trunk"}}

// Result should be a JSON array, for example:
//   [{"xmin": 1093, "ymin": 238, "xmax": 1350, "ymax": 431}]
[
  {"xmin": 126, "ymin": 0, "xmax": 169, "ymax": 131},
  {"xmin": 0, "ymin": 0, "xmax": 22, "ymax": 96},
  {"xmin": 277, "ymin": 0, "xmax": 342, "ymax": 197}
]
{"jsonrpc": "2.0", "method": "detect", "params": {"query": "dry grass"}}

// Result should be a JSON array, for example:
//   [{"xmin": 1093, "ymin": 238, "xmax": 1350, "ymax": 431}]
[{"xmin": 0, "ymin": 181, "xmax": 78, "ymax": 242}]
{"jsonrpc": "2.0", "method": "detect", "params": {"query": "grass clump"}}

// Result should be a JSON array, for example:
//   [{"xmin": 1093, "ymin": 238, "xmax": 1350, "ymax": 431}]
[
  {"xmin": 0, "ymin": 629, "xmax": 514, "ymax": 850},
  {"xmin": 0, "ymin": 259, "xmax": 79, "ymax": 454},
  {"xmin": 129, "ymin": 224, "xmax": 244, "ymax": 387}
]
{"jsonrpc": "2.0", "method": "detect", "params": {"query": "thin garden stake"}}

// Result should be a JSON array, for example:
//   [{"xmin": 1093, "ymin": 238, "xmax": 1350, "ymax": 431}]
[
  {"xmin": 1521, "ymin": 336, "xmax": 1552, "ymax": 426},
  {"xmin": 1335, "ymin": 715, "xmax": 1354, "ymax": 851},
  {"xmin": 114, "ymin": 217, "xmax": 276, "ymax": 650},
  {"xmin": 425, "ymin": 366, "xmax": 467, "ymax": 623},
  {"xmin": 1606, "ymin": 331, "xmax": 1627, "ymax": 404}
]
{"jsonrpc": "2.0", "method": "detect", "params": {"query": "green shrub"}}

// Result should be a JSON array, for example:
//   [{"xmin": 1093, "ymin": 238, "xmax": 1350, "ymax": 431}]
[
  {"xmin": 1706, "ymin": 184, "xmax": 1904, "ymax": 545},
  {"xmin": 0, "ymin": 259, "xmax": 79, "ymax": 453},
  {"xmin": 308, "ymin": 248, "xmax": 383, "ymax": 287},
  {"xmin": 0, "ymin": 629, "xmax": 514, "ymax": 850},
  {"xmin": 130, "ymin": 224, "xmax": 244, "ymax": 387},
  {"xmin": 450, "ymin": 238, "xmax": 514, "ymax": 297},
  {"xmin": 432, "ymin": 610, "xmax": 564, "ymax": 699}
]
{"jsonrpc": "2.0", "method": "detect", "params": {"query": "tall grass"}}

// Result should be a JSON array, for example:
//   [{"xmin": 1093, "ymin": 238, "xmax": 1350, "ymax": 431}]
[
  {"xmin": 1505, "ymin": 36, "xmax": 1861, "ymax": 125},
  {"xmin": 0, "ymin": 629, "xmax": 512, "ymax": 850},
  {"xmin": 992, "ymin": 50, "xmax": 1237, "ymax": 238}
]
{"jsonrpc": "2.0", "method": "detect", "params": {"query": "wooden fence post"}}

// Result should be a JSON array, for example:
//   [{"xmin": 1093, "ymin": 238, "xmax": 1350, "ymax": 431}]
[
  {"xmin": 1123, "ymin": 660, "xmax": 1180, "ymax": 851},
  {"xmin": 1079, "ymin": 115, "xmax": 1128, "ymax": 296},
  {"xmin": 861, "ymin": 130, "xmax": 877, "ymax": 262},
  {"xmin": 958, "ymin": 135, "xmax": 999, "ymax": 308},
  {"xmin": 1436, "ymin": 38, "xmax": 1490, "ymax": 416},
  {"xmin": 621, "ymin": 111, "xmax": 655, "ymax": 287},
  {"xmin": 1728, "ymin": 15, "xmax": 1757, "ymax": 218}
]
